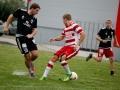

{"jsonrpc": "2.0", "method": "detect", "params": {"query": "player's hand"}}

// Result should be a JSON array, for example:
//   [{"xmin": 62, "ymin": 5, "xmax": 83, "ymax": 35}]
[
  {"xmin": 102, "ymin": 40, "xmax": 108, "ymax": 43},
  {"xmin": 26, "ymin": 34, "xmax": 33, "ymax": 38},
  {"xmin": 49, "ymin": 38, "xmax": 55, "ymax": 42},
  {"xmin": 75, "ymin": 45, "xmax": 80, "ymax": 51},
  {"xmin": 3, "ymin": 22, "xmax": 9, "ymax": 33},
  {"xmin": 3, "ymin": 26, "xmax": 9, "ymax": 33}
]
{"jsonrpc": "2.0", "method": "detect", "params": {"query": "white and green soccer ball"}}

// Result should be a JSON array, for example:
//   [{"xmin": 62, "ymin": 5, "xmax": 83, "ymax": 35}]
[{"xmin": 70, "ymin": 72, "xmax": 78, "ymax": 80}]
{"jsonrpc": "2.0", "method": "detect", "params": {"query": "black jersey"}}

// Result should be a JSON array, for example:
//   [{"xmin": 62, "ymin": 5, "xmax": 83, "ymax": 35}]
[
  {"xmin": 13, "ymin": 9, "xmax": 37, "ymax": 36},
  {"xmin": 97, "ymin": 28, "xmax": 115, "ymax": 48}
]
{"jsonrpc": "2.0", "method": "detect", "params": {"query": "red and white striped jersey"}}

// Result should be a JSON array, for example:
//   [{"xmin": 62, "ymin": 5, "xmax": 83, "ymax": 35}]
[{"xmin": 61, "ymin": 20, "xmax": 83, "ymax": 47}]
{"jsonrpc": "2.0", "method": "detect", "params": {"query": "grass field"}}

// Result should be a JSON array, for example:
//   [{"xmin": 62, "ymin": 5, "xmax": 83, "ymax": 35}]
[{"xmin": 0, "ymin": 44, "xmax": 120, "ymax": 90}]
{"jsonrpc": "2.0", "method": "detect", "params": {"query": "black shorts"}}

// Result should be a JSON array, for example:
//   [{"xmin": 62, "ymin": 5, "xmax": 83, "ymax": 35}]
[{"xmin": 16, "ymin": 36, "xmax": 38, "ymax": 54}]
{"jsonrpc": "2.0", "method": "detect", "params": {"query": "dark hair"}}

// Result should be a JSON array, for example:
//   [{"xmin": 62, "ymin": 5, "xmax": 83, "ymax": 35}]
[
  {"xmin": 30, "ymin": 3, "xmax": 40, "ymax": 9},
  {"xmin": 63, "ymin": 13, "xmax": 72, "ymax": 20}
]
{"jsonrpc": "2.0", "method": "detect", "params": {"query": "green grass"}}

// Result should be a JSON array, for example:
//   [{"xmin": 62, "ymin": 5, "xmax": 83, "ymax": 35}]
[{"xmin": 0, "ymin": 44, "xmax": 120, "ymax": 90}]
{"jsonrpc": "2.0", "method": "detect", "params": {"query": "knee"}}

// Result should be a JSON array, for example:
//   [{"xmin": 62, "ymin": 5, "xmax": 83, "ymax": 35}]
[
  {"xmin": 34, "ymin": 52, "xmax": 39, "ymax": 57},
  {"xmin": 31, "ymin": 53, "xmax": 39, "ymax": 61},
  {"xmin": 61, "ymin": 55, "xmax": 67, "ymax": 61},
  {"xmin": 51, "ymin": 55, "xmax": 58, "ymax": 62},
  {"xmin": 109, "ymin": 57, "xmax": 114, "ymax": 63},
  {"xmin": 97, "ymin": 57, "xmax": 102, "ymax": 62}
]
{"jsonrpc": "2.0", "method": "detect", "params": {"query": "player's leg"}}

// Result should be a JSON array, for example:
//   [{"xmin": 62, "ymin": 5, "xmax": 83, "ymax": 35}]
[
  {"xmin": 105, "ymin": 48, "xmax": 115, "ymax": 75},
  {"xmin": 24, "ymin": 53, "xmax": 35, "ymax": 77},
  {"xmin": 40, "ymin": 46, "xmax": 67, "ymax": 80},
  {"xmin": 29, "ymin": 39, "xmax": 39, "ymax": 61},
  {"xmin": 93, "ymin": 56, "xmax": 102, "ymax": 62},
  {"xmin": 26, "ymin": 50, "xmax": 38, "ymax": 77},
  {"xmin": 60, "ymin": 46, "xmax": 76, "ymax": 75},
  {"xmin": 26, "ymin": 39, "xmax": 39, "ymax": 77},
  {"xmin": 30, "ymin": 50, "xmax": 39, "ymax": 61},
  {"xmin": 109, "ymin": 57, "xmax": 115, "ymax": 75},
  {"xmin": 86, "ymin": 53, "xmax": 93, "ymax": 61},
  {"xmin": 86, "ymin": 48, "xmax": 103, "ymax": 62},
  {"xmin": 40, "ymin": 55, "xmax": 58, "ymax": 80},
  {"xmin": 16, "ymin": 37, "xmax": 33, "ymax": 77},
  {"xmin": 60, "ymin": 46, "xmax": 77, "ymax": 81},
  {"xmin": 60, "ymin": 55, "xmax": 72, "ymax": 81},
  {"xmin": 61, "ymin": 55, "xmax": 72, "ymax": 75},
  {"xmin": 30, "ymin": 50, "xmax": 39, "ymax": 71}
]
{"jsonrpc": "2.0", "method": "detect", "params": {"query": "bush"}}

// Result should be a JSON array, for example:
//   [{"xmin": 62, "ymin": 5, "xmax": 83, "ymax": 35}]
[{"xmin": 0, "ymin": 0, "xmax": 25, "ymax": 22}]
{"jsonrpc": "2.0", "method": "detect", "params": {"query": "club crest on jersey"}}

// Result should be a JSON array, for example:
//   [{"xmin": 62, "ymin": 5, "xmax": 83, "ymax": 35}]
[
  {"xmin": 31, "ymin": 19, "xmax": 33, "ymax": 23},
  {"xmin": 23, "ymin": 21, "xmax": 31, "ymax": 27},
  {"xmin": 111, "ymin": 32, "xmax": 113, "ymax": 35},
  {"xmin": 108, "ymin": 36, "xmax": 110, "ymax": 39},
  {"xmin": 22, "ymin": 15, "xmax": 24, "ymax": 19}
]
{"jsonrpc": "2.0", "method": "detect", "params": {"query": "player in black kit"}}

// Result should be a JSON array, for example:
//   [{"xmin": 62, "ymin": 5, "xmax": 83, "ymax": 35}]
[
  {"xmin": 4, "ymin": 3, "xmax": 40, "ymax": 77},
  {"xmin": 86, "ymin": 20, "xmax": 119, "ymax": 76}
]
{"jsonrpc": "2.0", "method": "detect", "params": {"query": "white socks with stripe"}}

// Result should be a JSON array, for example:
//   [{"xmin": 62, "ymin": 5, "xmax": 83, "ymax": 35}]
[
  {"xmin": 61, "ymin": 60, "xmax": 72, "ymax": 75},
  {"xmin": 43, "ymin": 60, "xmax": 54, "ymax": 77},
  {"xmin": 42, "ymin": 60, "xmax": 72, "ymax": 77}
]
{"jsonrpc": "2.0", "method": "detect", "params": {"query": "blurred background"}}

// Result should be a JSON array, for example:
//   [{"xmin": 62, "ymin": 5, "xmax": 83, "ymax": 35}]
[{"xmin": 0, "ymin": 0, "xmax": 120, "ymax": 60}]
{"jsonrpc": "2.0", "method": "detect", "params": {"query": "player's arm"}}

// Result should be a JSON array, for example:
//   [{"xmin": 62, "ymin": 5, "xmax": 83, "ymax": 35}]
[
  {"xmin": 27, "ymin": 28, "xmax": 37, "ymax": 38},
  {"xmin": 4, "ymin": 9, "xmax": 20, "ymax": 33},
  {"xmin": 96, "ymin": 29, "xmax": 103, "ymax": 42},
  {"xmin": 78, "ymin": 31, "xmax": 85, "ymax": 46},
  {"xmin": 74, "ymin": 24, "xmax": 85, "ymax": 46},
  {"xmin": 96, "ymin": 29, "xmax": 108, "ymax": 43},
  {"xmin": 96, "ymin": 35, "xmax": 109, "ymax": 43},
  {"xmin": 3, "ymin": 14, "xmax": 14, "ymax": 32},
  {"xmin": 49, "ymin": 35, "xmax": 65, "ymax": 42},
  {"xmin": 96, "ymin": 35, "xmax": 103, "ymax": 42},
  {"xmin": 96, "ymin": 35, "xmax": 108, "ymax": 43},
  {"xmin": 27, "ymin": 18, "xmax": 38, "ymax": 38}
]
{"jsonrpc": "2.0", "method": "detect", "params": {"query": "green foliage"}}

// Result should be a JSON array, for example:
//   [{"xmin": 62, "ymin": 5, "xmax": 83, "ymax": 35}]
[{"xmin": 0, "ymin": 0, "xmax": 25, "ymax": 22}]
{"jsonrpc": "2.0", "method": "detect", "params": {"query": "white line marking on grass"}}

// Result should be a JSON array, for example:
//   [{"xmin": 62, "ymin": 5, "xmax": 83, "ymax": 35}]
[{"xmin": 12, "ymin": 70, "xmax": 28, "ymax": 76}]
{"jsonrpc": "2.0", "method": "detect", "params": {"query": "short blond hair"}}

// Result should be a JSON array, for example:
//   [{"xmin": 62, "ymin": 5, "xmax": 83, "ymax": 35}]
[
  {"xmin": 63, "ymin": 13, "xmax": 72, "ymax": 20},
  {"xmin": 105, "ymin": 20, "xmax": 112, "ymax": 23}
]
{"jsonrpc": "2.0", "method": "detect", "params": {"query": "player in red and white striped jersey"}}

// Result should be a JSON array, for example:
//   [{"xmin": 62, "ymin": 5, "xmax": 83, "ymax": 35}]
[{"xmin": 40, "ymin": 13, "xmax": 85, "ymax": 81}]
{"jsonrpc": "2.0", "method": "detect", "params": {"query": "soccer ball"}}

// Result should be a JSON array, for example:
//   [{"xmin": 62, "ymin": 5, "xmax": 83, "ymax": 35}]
[{"xmin": 70, "ymin": 72, "xmax": 78, "ymax": 80}]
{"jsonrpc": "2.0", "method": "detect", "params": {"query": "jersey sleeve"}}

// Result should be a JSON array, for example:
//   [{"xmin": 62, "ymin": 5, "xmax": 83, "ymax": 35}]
[
  {"xmin": 32, "ymin": 18, "xmax": 37, "ymax": 28},
  {"xmin": 97, "ymin": 29, "xmax": 102, "ymax": 37},
  {"xmin": 13, "ymin": 9, "xmax": 21, "ymax": 18},
  {"xmin": 73, "ymin": 24, "xmax": 83, "ymax": 34}
]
